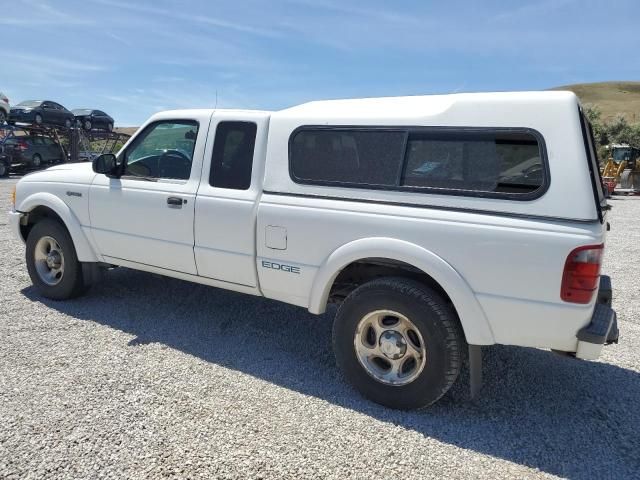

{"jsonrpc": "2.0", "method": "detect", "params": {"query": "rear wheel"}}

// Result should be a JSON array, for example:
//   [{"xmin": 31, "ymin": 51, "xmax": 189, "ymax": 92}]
[
  {"xmin": 84, "ymin": 119, "xmax": 92, "ymax": 131},
  {"xmin": 107, "ymin": 123, "xmax": 113, "ymax": 132},
  {"xmin": 65, "ymin": 118, "xmax": 72, "ymax": 128},
  {"xmin": 34, "ymin": 113, "xmax": 43, "ymax": 125},
  {"xmin": 0, "ymin": 110, "xmax": 6, "ymax": 124},
  {"xmin": 333, "ymin": 277, "xmax": 464, "ymax": 409},
  {"xmin": 31, "ymin": 154, "xmax": 42, "ymax": 168},
  {"xmin": 25, "ymin": 219, "xmax": 88, "ymax": 300}
]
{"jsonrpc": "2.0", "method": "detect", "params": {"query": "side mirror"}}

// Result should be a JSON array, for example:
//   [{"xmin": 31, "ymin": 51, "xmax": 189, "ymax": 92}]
[{"xmin": 92, "ymin": 153, "xmax": 119, "ymax": 177}]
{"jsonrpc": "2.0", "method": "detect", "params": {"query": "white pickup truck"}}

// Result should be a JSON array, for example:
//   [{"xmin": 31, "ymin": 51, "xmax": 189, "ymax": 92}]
[{"xmin": 9, "ymin": 91, "xmax": 618, "ymax": 409}]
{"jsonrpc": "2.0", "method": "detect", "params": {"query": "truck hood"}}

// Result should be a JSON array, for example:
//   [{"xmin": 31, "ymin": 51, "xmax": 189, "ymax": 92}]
[{"xmin": 21, "ymin": 162, "xmax": 97, "ymax": 184}]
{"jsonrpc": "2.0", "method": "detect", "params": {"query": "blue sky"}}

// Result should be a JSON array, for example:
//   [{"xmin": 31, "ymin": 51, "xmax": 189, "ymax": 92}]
[{"xmin": 1, "ymin": 0, "xmax": 639, "ymax": 126}]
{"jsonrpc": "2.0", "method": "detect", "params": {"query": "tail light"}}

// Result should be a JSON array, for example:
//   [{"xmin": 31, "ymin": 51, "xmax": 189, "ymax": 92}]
[
  {"xmin": 561, "ymin": 245, "xmax": 603, "ymax": 304},
  {"xmin": 17, "ymin": 141, "xmax": 28, "ymax": 152}
]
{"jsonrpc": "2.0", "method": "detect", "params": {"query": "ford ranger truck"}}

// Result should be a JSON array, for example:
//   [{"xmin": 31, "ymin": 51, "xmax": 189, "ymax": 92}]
[{"xmin": 8, "ymin": 92, "xmax": 618, "ymax": 409}]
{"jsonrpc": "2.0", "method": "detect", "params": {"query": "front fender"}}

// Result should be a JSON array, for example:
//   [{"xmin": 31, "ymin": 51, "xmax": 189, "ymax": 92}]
[
  {"xmin": 17, "ymin": 192, "xmax": 98, "ymax": 262},
  {"xmin": 308, "ymin": 237, "xmax": 495, "ymax": 346}
]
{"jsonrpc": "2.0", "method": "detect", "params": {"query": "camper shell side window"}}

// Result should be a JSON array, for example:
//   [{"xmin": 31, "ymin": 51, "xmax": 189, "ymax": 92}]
[{"xmin": 289, "ymin": 126, "xmax": 549, "ymax": 201}]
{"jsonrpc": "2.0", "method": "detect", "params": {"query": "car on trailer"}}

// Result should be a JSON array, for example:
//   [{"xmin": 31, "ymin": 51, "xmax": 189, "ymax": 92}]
[
  {"xmin": 0, "ymin": 126, "xmax": 66, "ymax": 173},
  {"xmin": 72, "ymin": 109, "xmax": 114, "ymax": 132},
  {"xmin": 9, "ymin": 100, "xmax": 74, "ymax": 128}
]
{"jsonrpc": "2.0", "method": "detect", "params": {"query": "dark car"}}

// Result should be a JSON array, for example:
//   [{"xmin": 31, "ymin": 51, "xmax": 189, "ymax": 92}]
[
  {"xmin": 1, "ymin": 135, "xmax": 64, "ymax": 169},
  {"xmin": 72, "ymin": 109, "xmax": 114, "ymax": 132},
  {"xmin": 9, "ymin": 100, "xmax": 74, "ymax": 128}
]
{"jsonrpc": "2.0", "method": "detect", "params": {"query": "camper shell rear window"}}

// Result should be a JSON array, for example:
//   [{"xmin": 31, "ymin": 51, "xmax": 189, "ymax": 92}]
[{"xmin": 289, "ymin": 126, "xmax": 549, "ymax": 200}]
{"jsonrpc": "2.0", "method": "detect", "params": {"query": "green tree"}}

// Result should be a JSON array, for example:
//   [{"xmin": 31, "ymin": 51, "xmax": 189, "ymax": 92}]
[
  {"xmin": 607, "ymin": 115, "xmax": 633, "ymax": 145},
  {"xmin": 583, "ymin": 104, "xmax": 608, "ymax": 146},
  {"xmin": 628, "ymin": 123, "xmax": 640, "ymax": 148}
]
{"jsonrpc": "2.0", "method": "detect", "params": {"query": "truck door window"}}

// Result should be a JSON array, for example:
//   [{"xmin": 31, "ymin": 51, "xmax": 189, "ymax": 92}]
[
  {"xmin": 124, "ymin": 120, "xmax": 198, "ymax": 181},
  {"xmin": 210, "ymin": 121, "xmax": 257, "ymax": 190}
]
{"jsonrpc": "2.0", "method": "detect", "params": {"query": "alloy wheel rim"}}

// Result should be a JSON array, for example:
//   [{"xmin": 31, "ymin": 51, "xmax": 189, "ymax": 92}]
[
  {"xmin": 34, "ymin": 236, "xmax": 65, "ymax": 286},
  {"xmin": 353, "ymin": 309, "xmax": 427, "ymax": 386}
]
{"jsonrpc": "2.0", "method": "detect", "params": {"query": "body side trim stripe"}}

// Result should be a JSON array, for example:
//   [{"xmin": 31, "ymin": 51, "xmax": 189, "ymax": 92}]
[{"xmin": 261, "ymin": 190, "xmax": 598, "ymax": 224}]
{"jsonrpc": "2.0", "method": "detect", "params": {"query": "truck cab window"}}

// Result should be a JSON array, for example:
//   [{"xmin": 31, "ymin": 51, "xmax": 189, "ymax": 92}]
[
  {"xmin": 124, "ymin": 120, "xmax": 198, "ymax": 180},
  {"xmin": 210, "ymin": 121, "xmax": 257, "ymax": 190}
]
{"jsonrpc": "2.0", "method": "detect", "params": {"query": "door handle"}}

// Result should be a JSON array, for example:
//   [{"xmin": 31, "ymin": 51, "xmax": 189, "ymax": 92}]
[{"xmin": 167, "ymin": 196, "xmax": 185, "ymax": 207}]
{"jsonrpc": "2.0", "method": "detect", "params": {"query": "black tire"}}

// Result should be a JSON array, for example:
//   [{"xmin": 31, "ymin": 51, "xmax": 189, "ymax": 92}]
[
  {"xmin": 0, "ymin": 158, "xmax": 9, "ymax": 177},
  {"xmin": 26, "ymin": 219, "xmax": 88, "ymax": 300},
  {"xmin": 333, "ymin": 277, "xmax": 465, "ymax": 409},
  {"xmin": 34, "ymin": 113, "xmax": 43, "ymax": 125},
  {"xmin": 84, "ymin": 120, "xmax": 92, "ymax": 131},
  {"xmin": 107, "ymin": 123, "xmax": 113, "ymax": 132},
  {"xmin": 65, "ymin": 118, "xmax": 72, "ymax": 128},
  {"xmin": 31, "ymin": 154, "xmax": 42, "ymax": 168},
  {"xmin": 0, "ymin": 110, "xmax": 6, "ymax": 124}
]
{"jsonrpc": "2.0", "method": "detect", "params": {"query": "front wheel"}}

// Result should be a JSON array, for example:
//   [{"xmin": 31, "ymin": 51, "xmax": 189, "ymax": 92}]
[
  {"xmin": 26, "ymin": 219, "xmax": 88, "ymax": 300},
  {"xmin": 333, "ymin": 277, "xmax": 465, "ymax": 409}
]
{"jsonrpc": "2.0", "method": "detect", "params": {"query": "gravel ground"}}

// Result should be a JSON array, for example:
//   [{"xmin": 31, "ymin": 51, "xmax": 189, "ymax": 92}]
[{"xmin": 1, "ymin": 175, "xmax": 639, "ymax": 479}]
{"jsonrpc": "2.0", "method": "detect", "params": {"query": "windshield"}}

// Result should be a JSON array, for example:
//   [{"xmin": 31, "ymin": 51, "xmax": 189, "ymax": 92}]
[
  {"xmin": 612, "ymin": 148, "xmax": 632, "ymax": 162},
  {"xmin": 72, "ymin": 109, "xmax": 92, "ymax": 115},
  {"xmin": 16, "ymin": 101, "xmax": 42, "ymax": 108}
]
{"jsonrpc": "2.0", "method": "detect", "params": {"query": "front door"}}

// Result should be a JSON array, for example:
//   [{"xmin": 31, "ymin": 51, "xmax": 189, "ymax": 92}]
[{"xmin": 89, "ymin": 114, "xmax": 210, "ymax": 274}]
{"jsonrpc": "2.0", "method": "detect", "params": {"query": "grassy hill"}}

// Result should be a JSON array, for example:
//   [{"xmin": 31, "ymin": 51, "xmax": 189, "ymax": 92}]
[
  {"xmin": 551, "ymin": 81, "xmax": 640, "ymax": 123},
  {"xmin": 115, "ymin": 127, "xmax": 139, "ymax": 136}
]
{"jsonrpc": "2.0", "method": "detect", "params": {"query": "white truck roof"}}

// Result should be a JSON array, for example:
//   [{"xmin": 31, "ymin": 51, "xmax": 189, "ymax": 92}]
[
  {"xmin": 275, "ymin": 91, "xmax": 579, "ymax": 120},
  {"xmin": 151, "ymin": 91, "xmax": 579, "ymax": 121}
]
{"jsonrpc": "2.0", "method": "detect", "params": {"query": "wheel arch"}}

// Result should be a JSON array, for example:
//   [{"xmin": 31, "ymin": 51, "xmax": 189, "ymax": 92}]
[
  {"xmin": 17, "ymin": 192, "xmax": 98, "ymax": 262},
  {"xmin": 308, "ymin": 237, "xmax": 495, "ymax": 345}
]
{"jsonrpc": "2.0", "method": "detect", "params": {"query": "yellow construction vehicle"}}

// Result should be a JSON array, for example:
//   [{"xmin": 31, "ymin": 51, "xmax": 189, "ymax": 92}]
[{"xmin": 601, "ymin": 144, "xmax": 640, "ymax": 195}]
